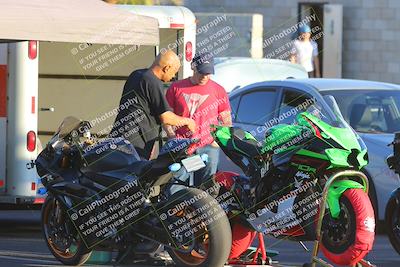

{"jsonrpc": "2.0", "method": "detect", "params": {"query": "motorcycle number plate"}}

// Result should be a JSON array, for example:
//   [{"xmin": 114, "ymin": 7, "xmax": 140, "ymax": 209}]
[{"xmin": 181, "ymin": 155, "xmax": 206, "ymax": 172}]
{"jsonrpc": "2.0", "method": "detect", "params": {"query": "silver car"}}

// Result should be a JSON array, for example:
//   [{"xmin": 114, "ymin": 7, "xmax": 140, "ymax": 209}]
[{"xmin": 219, "ymin": 78, "xmax": 400, "ymax": 223}]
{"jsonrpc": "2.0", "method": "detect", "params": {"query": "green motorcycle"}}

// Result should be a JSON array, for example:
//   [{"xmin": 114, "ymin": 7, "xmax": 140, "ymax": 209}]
[{"xmin": 211, "ymin": 95, "xmax": 375, "ymax": 266}]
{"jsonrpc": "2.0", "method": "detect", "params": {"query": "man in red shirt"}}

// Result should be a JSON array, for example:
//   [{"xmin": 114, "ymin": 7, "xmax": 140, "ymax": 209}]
[{"xmin": 166, "ymin": 52, "xmax": 232, "ymax": 188}]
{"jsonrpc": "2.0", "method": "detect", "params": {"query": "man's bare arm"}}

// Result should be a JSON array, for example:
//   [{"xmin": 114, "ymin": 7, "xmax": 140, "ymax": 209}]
[
  {"xmin": 219, "ymin": 110, "xmax": 233, "ymax": 126},
  {"xmin": 159, "ymin": 111, "xmax": 196, "ymax": 133}
]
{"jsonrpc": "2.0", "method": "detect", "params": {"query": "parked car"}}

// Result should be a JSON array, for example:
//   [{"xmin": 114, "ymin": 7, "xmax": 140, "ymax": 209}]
[
  {"xmin": 218, "ymin": 78, "xmax": 400, "ymax": 224},
  {"xmin": 213, "ymin": 57, "xmax": 308, "ymax": 92}
]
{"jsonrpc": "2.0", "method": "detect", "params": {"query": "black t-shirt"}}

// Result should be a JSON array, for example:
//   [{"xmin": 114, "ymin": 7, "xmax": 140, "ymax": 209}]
[{"xmin": 110, "ymin": 69, "xmax": 171, "ymax": 159}]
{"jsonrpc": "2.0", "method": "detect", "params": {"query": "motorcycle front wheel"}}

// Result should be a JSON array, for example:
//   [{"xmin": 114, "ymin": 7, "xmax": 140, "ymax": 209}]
[
  {"xmin": 41, "ymin": 195, "xmax": 92, "ymax": 266},
  {"xmin": 320, "ymin": 188, "xmax": 375, "ymax": 266},
  {"xmin": 385, "ymin": 196, "xmax": 400, "ymax": 254},
  {"xmin": 163, "ymin": 188, "xmax": 232, "ymax": 267}
]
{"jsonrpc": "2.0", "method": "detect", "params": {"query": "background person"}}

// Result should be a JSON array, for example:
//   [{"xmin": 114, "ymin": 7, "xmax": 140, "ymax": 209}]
[
  {"xmin": 110, "ymin": 50, "xmax": 196, "ymax": 160},
  {"xmin": 166, "ymin": 52, "xmax": 232, "ymax": 189},
  {"xmin": 290, "ymin": 25, "xmax": 321, "ymax": 78}
]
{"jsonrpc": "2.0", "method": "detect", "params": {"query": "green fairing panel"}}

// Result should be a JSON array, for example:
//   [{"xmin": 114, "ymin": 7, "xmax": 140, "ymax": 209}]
[
  {"xmin": 296, "ymin": 149, "xmax": 329, "ymax": 160},
  {"xmin": 300, "ymin": 112, "xmax": 361, "ymax": 151},
  {"xmin": 325, "ymin": 148, "xmax": 368, "ymax": 169},
  {"xmin": 296, "ymin": 115, "xmax": 309, "ymax": 127},
  {"xmin": 211, "ymin": 125, "xmax": 257, "ymax": 147},
  {"xmin": 261, "ymin": 124, "xmax": 306, "ymax": 154},
  {"xmin": 245, "ymin": 131, "xmax": 257, "ymax": 141},
  {"xmin": 211, "ymin": 126, "xmax": 231, "ymax": 146},
  {"xmin": 327, "ymin": 180, "xmax": 365, "ymax": 219},
  {"xmin": 325, "ymin": 149, "xmax": 352, "ymax": 168},
  {"xmin": 297, "ymin": 112, "xmax": 367, "ymax": 169},
  {"xmin": 357, "ymin": 149, "xmax": 369, "ymax": 167}
]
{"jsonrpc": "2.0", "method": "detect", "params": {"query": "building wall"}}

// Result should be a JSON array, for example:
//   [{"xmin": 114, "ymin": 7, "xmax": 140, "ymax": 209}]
[
  {"xmin": 195, "ymin": 13, "xmax": 264, "ymax": 58},
  {"xmin": 180, "ymin": 0, "xmax": 400, "ymax": 84}
]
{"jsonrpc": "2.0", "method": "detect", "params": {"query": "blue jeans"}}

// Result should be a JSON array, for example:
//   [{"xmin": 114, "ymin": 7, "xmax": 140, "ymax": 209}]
[
  {"xmin": 169, "ymin": 145, "xmax": 220, "ymax": 195},
  {"xmin": 193, "ymin": 145, "xmax": 220, "ymax": 186}
]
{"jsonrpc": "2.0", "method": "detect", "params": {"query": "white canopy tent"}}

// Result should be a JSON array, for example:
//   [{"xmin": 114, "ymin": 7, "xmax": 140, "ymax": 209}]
[{"xmin": 0, "ymin": 0, "xmax": 159, "ymax": 45}]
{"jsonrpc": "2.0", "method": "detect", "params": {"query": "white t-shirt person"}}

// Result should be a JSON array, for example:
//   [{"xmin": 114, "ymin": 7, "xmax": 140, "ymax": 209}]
[{"xmin": 290, "ymin": 39, "xmax": 318, "ymax": 72}]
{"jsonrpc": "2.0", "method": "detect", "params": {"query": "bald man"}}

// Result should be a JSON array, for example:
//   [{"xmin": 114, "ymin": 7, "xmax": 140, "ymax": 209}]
[{"xmin": 110, "ymin": 50, "xmax": 195, "ymax": 159}]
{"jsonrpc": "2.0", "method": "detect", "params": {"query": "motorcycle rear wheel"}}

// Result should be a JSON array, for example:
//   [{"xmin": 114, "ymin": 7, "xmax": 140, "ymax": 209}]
[
  {"xmin": 385, "ymin": 197, "xmax": 400, "ymax": 254},
  {"xmin": 41, "ymin": 196, "xmax": 92, "ymax": 266}
]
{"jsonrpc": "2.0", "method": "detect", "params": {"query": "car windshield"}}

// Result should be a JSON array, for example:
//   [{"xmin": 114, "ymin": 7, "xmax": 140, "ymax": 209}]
[{"xmin": 321, "ymin": 90, "xmax": 400, "ymax": 134}]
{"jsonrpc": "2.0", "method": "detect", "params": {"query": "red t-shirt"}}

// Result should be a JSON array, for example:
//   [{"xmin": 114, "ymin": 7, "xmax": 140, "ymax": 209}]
[{"xmin": 166, "ymin": 78, "xmax": 231, "ymax": 150}]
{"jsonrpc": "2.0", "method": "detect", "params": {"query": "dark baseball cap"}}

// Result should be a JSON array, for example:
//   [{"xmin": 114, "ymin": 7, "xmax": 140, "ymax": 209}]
[{"xmin": 192, "ymin": 52, "xmax": 214, "ymax": 74}]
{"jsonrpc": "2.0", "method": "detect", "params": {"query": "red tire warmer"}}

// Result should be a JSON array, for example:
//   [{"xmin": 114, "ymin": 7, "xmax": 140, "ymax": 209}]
[
  {"xmin": 320, "ymin": 188, "xmax": 375, "ymax": 266},
  {"xmin": 215, "ymin": 172, "xmax": 258, "ymax": 260}
]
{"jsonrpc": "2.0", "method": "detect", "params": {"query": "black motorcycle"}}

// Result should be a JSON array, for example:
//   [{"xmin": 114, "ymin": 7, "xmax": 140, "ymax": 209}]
[
  {"xmin": 386, "ymin": 132, "xmax": 400, "ymax": 254},
  {"xmin": 35, "ymin": 116, "xmax": 231, "ymax": 266}
]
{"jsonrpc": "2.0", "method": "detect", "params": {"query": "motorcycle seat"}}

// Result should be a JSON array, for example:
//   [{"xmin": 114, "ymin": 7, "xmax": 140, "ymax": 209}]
[
  {"xmin": 230, "ymin": 127, "xmax": 263, "ymax": 158},
  {"xmin": 233, "ymin": 138, "xmax": 262, "ymax": 158}
]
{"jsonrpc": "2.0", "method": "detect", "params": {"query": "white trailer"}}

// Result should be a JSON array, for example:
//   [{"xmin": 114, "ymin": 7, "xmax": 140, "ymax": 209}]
[
  {"xmin": 120, "ymin": 5, "xmax": 196, "ymax": 77},
  {"xmin": 0, "ymin": 4, "xmax": 196, "ymax": 204},
  {"xmin": 0, "ymin": 41, "xmax": 39, "ymax": 203}
]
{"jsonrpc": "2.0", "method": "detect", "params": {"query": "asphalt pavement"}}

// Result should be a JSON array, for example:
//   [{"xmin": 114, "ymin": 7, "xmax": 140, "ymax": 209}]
[{"xmin": 0, "ymin": 210, "xmax": 398, "ymax": 267}]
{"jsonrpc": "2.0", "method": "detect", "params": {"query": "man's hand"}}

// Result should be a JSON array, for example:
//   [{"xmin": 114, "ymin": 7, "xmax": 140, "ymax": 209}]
[
  {"xmin": 160, "ymin": 111, "xmax": 196, "ymax": 134},
  {"xmin": 186, "ymin": 118, "xmax": 196, "ymax": 133},
  {"xmin": 163, "ymin": 125, "xmax": 176, "ymax": 139}
]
